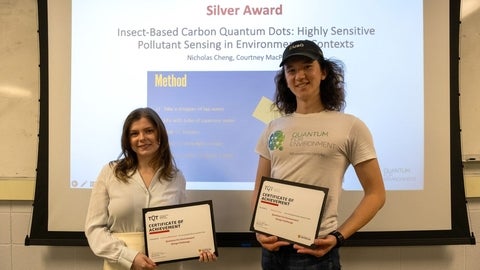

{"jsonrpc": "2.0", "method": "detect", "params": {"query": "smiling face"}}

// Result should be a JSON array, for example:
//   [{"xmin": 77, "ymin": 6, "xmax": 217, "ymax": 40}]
[
  {"xmin": 128, "ymin": 117, "xmax": 160, "ymax": 162},
  {"xmin": 283, "ymin": 57, "xmax": 326, "ymax": 103}
]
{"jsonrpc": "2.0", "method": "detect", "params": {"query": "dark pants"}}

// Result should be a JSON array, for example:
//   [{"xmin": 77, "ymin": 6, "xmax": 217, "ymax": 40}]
[{"xmin": 261, "ymin": 245, "xmax": 341, "ymax": 270}]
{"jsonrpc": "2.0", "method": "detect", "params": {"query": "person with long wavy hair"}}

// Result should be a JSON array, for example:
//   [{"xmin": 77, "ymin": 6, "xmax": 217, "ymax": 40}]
[
  {"xmin": 252, "ymin": 40, "xmax": 386, "ymax": 269},
  {"xmin": 85, "ymin": 107, "xmax": 216, "ymax": 270}
]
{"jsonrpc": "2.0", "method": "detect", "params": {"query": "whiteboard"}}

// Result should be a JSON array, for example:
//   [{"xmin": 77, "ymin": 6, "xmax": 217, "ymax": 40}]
[
  {"xmin": 0, "ymin": 0, "xmax": 38, "ymax": 200},
  {"xmin": 460, "ymin": 0, "xmax": 480, "ymax": 157},
  {"xmin": 0, "ymin": 1, "xmax": 38, "ymax": 178}
]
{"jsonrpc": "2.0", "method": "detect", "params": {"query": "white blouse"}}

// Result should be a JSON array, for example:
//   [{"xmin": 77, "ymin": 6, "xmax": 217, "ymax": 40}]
[{"xmin": 84, "ymin": 163, "xmax": 186, "ymax": 268}]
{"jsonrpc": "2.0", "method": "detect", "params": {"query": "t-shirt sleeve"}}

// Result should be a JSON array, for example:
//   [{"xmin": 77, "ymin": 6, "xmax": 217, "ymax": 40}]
[{"xmin": 348, "ymin": 117, "xmax": 378, "ymax": 166}]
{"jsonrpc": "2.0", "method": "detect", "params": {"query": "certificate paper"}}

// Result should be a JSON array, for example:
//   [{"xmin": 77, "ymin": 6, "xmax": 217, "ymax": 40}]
[
  {"xmin": 250, "ymin": 177, "xmax": 329, "ymax": 247},
  {"xmin": 143, "ymin": 200, "xmax": 218, "ymax": 264}
]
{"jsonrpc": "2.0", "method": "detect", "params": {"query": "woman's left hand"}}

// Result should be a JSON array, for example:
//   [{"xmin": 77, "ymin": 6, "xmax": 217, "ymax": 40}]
[{"xmin": 198, "ymin": 249, "xmax": 217, "ymax": 262}]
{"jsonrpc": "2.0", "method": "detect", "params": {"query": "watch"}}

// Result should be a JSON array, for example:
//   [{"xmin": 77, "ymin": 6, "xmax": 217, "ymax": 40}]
[{"xmin": 329, "ymin": 230, "xmax": 345, "ymax": 248}]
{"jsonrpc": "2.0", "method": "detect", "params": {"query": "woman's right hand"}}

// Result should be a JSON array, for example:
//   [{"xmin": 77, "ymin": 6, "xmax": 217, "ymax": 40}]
[
  {"xmin": 131, "ymin": 253, "xmax": 156, "ymax": 270},
  {"xmin": 256, "ymin": 233, "xmax": 291, "ymax": 251}
]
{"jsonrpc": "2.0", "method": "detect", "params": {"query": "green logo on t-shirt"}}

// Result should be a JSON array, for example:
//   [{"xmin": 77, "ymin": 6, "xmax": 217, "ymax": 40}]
[{"xmin": 268, "ymin": 130, "xmax": 285, "ymax": 151}]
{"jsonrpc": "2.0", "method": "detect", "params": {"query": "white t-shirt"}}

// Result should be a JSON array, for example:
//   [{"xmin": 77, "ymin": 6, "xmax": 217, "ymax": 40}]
[{"xmin": 256, "ymin": 110, "xmax": 377, "ymax": 237}]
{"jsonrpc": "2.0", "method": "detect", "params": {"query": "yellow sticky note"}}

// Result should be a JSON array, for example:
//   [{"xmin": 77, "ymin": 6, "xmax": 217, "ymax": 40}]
[{"xmin": 252, "ymin": 96, "xmax": 282, "ymax": 124}]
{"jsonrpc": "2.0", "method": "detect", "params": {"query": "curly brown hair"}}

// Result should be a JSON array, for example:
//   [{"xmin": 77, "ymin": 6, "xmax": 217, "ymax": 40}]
[{"xmin": 273, "ymin": 56, "xmax": 346, "ymax": 114}]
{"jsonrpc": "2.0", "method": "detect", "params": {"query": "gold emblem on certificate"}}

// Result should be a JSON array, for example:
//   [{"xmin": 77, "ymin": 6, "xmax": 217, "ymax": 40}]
[
  {"xmin": 143, "ymin": 200, "xmax": 218, "ymax": 264},
  {"xmin": 250, "ymin": 177, "xmax": 329, "ymax": 247}
]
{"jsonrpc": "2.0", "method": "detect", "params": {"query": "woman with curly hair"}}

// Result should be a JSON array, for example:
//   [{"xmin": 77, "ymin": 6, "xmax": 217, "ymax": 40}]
[{"xmin": 253, "ymin": 40, "xmax": 386, "ymax": 270}]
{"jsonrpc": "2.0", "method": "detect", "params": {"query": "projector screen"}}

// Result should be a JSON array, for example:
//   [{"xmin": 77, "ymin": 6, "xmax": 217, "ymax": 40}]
[{"xmin": 27, "ymin": 0, "xmax": 474, "ymax": 246}]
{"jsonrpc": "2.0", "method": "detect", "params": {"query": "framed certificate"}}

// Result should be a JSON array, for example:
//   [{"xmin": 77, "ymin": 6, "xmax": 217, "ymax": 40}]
[
  {"xmin": 142, "ymin": 200, "xmax": 218, "ymax": 264},
  {"xmin": 250, "ymin": 177, "xmax": 329, "ymax": 247}
]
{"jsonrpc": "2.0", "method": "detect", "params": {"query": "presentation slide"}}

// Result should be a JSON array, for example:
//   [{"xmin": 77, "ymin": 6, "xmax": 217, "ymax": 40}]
[
  {"xmin": 47, "ymin": 0, "xmax": 455, "ymax": 236},
  {"xmin": 68, "ymin": 0, "xmax": 424, "ymax": 192}
]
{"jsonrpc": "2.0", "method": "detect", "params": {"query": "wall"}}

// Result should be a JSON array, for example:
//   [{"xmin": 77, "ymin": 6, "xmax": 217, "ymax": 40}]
[{"xmin": 1, "ymin": 0, "xmax": 479, "ymax": 269}]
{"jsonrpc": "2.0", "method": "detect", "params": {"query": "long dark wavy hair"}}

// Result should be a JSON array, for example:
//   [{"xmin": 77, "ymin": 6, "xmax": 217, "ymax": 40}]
[
  {"xmin": 273, "ymin": 56, "xmax": 346, "ymax": 114},
  {"xmin": 111, "ymin": 107, "xmax": 177, "ymax": 182}
]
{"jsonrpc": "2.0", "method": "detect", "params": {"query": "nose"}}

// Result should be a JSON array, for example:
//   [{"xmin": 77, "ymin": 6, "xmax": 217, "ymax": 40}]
[{"xmin": 295, "ymin": 69, "xmax": 306, "ymax": 80}]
